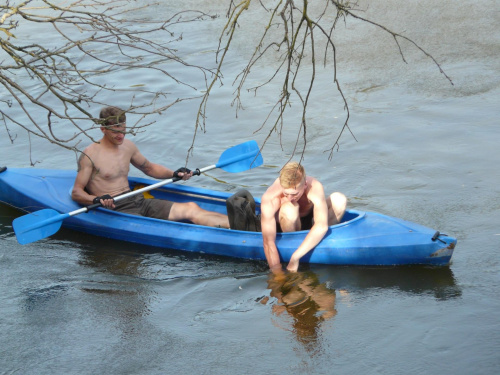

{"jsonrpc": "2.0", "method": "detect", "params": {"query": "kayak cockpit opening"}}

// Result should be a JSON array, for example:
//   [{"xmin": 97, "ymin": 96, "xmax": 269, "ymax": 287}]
[
  {"xmin": 327, "ymin": 209, "xmax": 365, "ymax": 229},
  {"xmin": 341, "ymin": 210, "xmax": 360, "ymax": 223}
]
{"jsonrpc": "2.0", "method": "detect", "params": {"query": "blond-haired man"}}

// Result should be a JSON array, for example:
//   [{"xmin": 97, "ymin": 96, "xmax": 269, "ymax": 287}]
[{"xmin": 261, "ymin": 162, "xmax": 347, "ymax": 272}]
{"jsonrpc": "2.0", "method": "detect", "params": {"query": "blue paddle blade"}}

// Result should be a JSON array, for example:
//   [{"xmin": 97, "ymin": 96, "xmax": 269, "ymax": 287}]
[
  {"xmin": 216, "ymin": 140, "xmax": 263, "ymax": 173},
  {"xmin": 13, "ymin": 209, "xmax": 67, "ymax": 245}
]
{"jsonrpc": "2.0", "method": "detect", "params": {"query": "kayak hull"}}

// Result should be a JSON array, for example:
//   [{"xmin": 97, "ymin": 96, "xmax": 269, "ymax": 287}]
[{"xmin": 0, "ymin": 167, "xmax": 456, "ymax": 266}]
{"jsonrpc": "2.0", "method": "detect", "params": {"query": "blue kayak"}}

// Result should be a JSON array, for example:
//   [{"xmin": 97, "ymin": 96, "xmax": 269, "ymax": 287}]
[{"xmin": 0, "ymin": 167, "xmax": 456, "ymax": 266}]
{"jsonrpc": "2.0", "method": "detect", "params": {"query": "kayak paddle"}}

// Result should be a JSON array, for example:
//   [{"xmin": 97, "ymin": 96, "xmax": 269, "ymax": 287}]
[{"xmin": 13, "ymin": 140, "xmax": 263, "ymax": 245}]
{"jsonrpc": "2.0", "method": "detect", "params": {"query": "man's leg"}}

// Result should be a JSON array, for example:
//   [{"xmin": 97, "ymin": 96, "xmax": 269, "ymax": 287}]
[
  {"xmin": 278, "ymin": 201, "xmax": 301, "ymax": 232},
  {"xmin": 327, "ymin": 192, "xmax": 347, "ymax": 225},
  {"xmin": 168, "ymin": 202, "xmax": 230, "ymax": 228}
]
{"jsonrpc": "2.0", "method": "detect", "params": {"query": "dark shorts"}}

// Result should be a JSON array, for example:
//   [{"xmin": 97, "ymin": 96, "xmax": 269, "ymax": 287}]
[
  {"xmin": 112, "ymin": 193, "xmax": 173, "ymax": 220},
  {"xmin": 276, "ymin": 210, "xmax": 314, "ymax": 233}
]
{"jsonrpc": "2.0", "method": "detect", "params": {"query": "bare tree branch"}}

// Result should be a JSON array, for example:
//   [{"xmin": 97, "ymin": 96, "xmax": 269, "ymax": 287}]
[
  {"xmin": 2, "ymin": 0, "xmax": 453, "ymax": 165},
  {"xmin": 197, "ymin": 0, "xmax": 452, "ymax": 162},
  {"xmin": 1, "ymin": 0, "xmax": 215, "ymax": 156}
]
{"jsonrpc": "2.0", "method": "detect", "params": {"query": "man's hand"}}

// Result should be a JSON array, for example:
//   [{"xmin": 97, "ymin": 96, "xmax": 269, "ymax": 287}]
[
  {"xmin": 173, "ymin": 167, "xmax": 192, "ymax": 181},
  {"xmin": 93, "ymin": 194, "xmax": 115, "ymax": 209},
  {"xmin": 286, "ymin": 256, "xmax": 300, "ymax": 272}
]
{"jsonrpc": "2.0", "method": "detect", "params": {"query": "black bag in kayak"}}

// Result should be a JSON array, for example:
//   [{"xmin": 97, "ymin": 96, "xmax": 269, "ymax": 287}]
[{"xmin": 226, "ymin": 189, "xmax": 261, "ymax": 232}]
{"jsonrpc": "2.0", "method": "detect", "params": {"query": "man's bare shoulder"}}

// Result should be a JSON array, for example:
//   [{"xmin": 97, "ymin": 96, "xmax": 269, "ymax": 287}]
[
  {"xmin": 308, "ymin": 177, "xmax": 325, "ymax": 189},
  {"xmin": 261, "ymin": 178, "xmax": 282, "ymax": 216},
  {"xmin": 82, "ymin": 141, "xmax": 100, "ymax": 155},
  {"xmin": 77, "ymin": 143, "xmax": 100, "ymax": 169},
  {"xmin": 121, "ymin": 138, "xmax": 138, "ymax": 148},
  {"xmin": 306, "ymin": 177, "xmax": 326, "ymax": 200},
  {"xmin": 262, "ymin": 178, "xmax": 282, "ymax": 201}
]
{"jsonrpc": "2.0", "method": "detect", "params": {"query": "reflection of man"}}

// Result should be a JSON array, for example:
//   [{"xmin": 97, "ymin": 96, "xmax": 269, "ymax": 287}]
[
  {"xmin": 261, "ymin": 271, "xmax": 337, "ymax": 348},
  {"xmin": 261, "ymin": 162, "xmax": 347, "ymax": 272}
]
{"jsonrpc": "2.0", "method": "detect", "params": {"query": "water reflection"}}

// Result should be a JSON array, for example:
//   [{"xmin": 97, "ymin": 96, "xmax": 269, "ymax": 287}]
[
  {"xmin": 75, "ymin": 232, "xmax": 267, "ymax": 281},
  {"xmin": 261, "ymin": 270, "xmax": 337, "ymax": 351},
  {"xmin": 17, "ymin": 235, "xmax": 157, "ymax": 341},
  {"xmin": 260, "ymin": 264, "xmax": 461, "ymax": 352},
  {"xmin": 0, "ymin": 204, "xmax": 22, "ymax": 238},
  {"xmin": 310, "ymin": 265, "xmax": 462, "ymax": 300}
]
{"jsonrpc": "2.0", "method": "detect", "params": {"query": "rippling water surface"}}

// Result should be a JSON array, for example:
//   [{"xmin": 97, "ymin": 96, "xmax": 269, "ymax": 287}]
[{"xmin": 1, "ymin": 1, "xmax": 499, "ymax": 374}]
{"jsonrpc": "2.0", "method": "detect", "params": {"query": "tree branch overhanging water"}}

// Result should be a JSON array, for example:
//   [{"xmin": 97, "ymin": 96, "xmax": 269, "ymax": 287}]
[
  {"xmin": 197, "ymin": 0, "xmax": 453, "ymax": 161},
  {"xmin": 1, "ymin": 0, "xmax": 215, "ymax": 158},
  {"xmin": 1, "ymin": 0, "xmax": 453, "ymax": 163}
]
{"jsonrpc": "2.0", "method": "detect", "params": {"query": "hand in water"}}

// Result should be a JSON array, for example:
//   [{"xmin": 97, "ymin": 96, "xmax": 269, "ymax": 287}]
[{"xmin": 286, "ymin": 257, "xmax": 300, "ymax": 272}]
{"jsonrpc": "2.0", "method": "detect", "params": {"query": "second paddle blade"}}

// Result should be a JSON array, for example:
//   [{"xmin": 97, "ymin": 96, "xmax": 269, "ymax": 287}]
[{"xmin": 216, "ymin": 140, "xmax": 263, "ymax": 173}]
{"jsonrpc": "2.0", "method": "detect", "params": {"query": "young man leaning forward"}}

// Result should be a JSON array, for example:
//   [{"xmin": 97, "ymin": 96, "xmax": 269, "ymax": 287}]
[{"xmin": 260, "ymin": 162, "xmax": 347, "ymax": 272}]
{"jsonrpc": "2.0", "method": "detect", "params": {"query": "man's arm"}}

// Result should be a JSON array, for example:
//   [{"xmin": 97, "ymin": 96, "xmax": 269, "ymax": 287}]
[
  {"xmin": 130, "ymin": 147, "xmax": 191, "ymax": 180},
  {"xmin": 71, "ymin": 153, "xmax": 106, "ymax": 206},
  {"xmin": 286, "ymin": 181, "xmax": 329, "ymax": 272},
  {"xmin": 261, "ymin": 196, "xmax": 282, "ymax": 272}
]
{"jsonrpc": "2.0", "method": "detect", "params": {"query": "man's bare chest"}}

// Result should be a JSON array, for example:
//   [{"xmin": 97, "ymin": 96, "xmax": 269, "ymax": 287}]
[
  {"xmin": 88, "ymin": 148, "xmax": 131, "ymax": 182},
  {"xmin": 298, "ymin": 198, "xmax": 314, "ymax": 217},
  {"xmin": 93, "ymin": 158, "xmax": 129, "ymax": 180}
]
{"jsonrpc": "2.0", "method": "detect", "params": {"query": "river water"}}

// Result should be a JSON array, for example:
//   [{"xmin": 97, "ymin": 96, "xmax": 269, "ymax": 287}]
[{"xmin": 1, "ymin": 1, "xmax": 499, "ymax": 374}]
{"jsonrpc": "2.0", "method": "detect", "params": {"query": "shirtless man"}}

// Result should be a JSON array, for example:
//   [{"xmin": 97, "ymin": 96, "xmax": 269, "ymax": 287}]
[
  {"xmin": 260, "ymin": 162, "xmax": 347, "ymax": 272},
  {"xmin": 71, "ymin": 106, "xmax": 229, "ymax": 228}
]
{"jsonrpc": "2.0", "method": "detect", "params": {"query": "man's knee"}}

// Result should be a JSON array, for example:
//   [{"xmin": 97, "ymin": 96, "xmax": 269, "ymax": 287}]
[
  {"xmin": 330, "ymin": 192, "xmax": 347, "ymax": 209},
  {"xmin": 170, "ymin": 201, "xmax": 201, "ymax": 221},
  {"xmin": 279, "ymin": 201, "xmax": 299, "ymax": 219},
  {"xmin": 185, "ymin": 201, "xmax": 203, "ymax": 216},
  {"xmin": 328, "ymin": 192, "xmax": 347, "ymax": 225},
  {"xmin": 279, "ymin": 202, "xmax": 300, "ymax": 231}
]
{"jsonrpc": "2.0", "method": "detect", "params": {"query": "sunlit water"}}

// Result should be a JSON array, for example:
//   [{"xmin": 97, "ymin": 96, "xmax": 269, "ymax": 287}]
[{"xmin": 1, "ymin": 1, "xmax": 499, "ymax": 374}]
